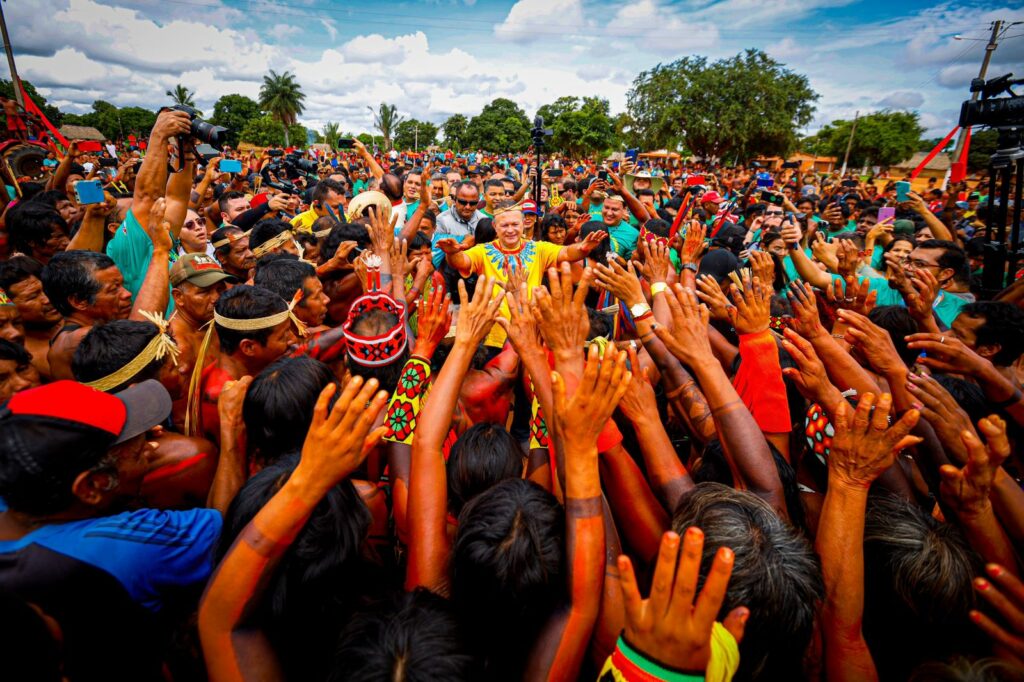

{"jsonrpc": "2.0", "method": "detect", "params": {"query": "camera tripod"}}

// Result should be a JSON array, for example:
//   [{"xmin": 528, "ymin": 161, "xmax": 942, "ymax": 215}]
[{"xmin": 980, "ymin": 125, "xmax": 1024, "ymax": 296}]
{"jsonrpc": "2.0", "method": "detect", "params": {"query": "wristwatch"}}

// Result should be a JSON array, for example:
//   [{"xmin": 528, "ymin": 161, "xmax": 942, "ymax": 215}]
[
  {"xmin": 629, "ymin": 302, "xmax": 652, "ymax": 318},
  {"xmin": 682, "ymin": 263, "xmax": 698, "ymax": 273}
]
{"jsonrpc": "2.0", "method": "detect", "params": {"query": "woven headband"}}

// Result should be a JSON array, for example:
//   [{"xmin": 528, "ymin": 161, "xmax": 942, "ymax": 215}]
[
  {"xmin": 212, "ymin": 227, "xmax": 251, "ymax": 249},
  {"xmin": 343, "ymin": 291, "xmax": 407, "ymax": 367},
  {"xmin": 83, "ymin": 311, "xmax": 180, "ymax": 392},
  {"xmin": 250, "ymin": 230, "xmax": 295, "ymax": 258}
]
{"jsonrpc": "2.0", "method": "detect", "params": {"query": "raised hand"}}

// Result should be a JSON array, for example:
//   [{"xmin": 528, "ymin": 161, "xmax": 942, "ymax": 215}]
[
  {"xmin": 828, "ymin": 392, "xmax": 921, "ymax": 489},
  {"xmin": 940, "ymin": 416, "xmax": 1009, "ymax": 518},
  {"xmin": 367, "ymin": 206, "xmax": 395, "ymax": 256},
  {"xmin": 727, "ymin": 271, "xmax": 770, "ymax": 335},
  {"xmin": 679, "ymin": 221, "xmax": 706, "ymax": 265},
  {"xmin": 217, "ymin": 375, "xmax": 253, "ymax": 429},
  {"xmin": 551, "ymin": 344, "xmax": 632, "ymax": 446},
  {"xmin": 907, "ymin": 372, "xmax": 978, "ymax": 463},
  {"xmin": 617, "ymin": 343, "xmax": 658, "ymax": 423},
  {"xmin": 636, "ymin": 237, "xmax": 675, "ymax": 285},
  {"xmin": 972, "ymin": 564, "xmax": 1024, "ymax": 666},
  {"xmin": 617, "ymin": 528, "xmax": 747, "ymax": 672},
  {"xmin": 904, "ymin": 332, "xmax": 990, "ymax": 377},
  {"xmin": 838, "ymin": 308, "xmax": 905, "ymax": 377},
  {"xmin": 533, "ymin": 262, "xmax": 591, "ymax": 356},
  {"xmin": 455, "ymin": 277, "xmax": 502, "ymax": 347},
  {"xmin": 495, "ymin": 283, "xmax": 542, "ymax": 354},
  {"xmin": 780, "ymin": 328, "xmax": 842, "ymax": 409},
  {"xmin": 834, "ymin": 239, "xmax": 859, "ymax": 282},
  {"xmin": 594, "ymin": 258, "xmax": 645, "ymax": 307},
  {"xmin": 653, "ymin": 284, "xmax": 714, "ymax": 366},
  {"xmin": 786, "ymin": 280, "xmax": 826, "ymax": 339},
  {"xmin": 748, "ymin": 250, "xmax": 775, "ymax": 290},
  {"xmin": 435, "ymin": 237, "xmax": 464, "ymax": 255},
  {"xmin": 299, "ymin": 377, "xmax": 389, "ymax": 489},
  {"xmin": 413, "ymin": 284, "xmax": 452, "ymax": 358},
  {"xmin": 146, "ymin": 197, "xmax": 172, "ymax": 253},
  {"xmin": 695, "ymin": 274, "xmax": 732, "ymax": 322}
]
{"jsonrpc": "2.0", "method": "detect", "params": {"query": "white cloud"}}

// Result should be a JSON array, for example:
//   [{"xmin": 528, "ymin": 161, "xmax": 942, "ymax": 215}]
[
  {"xmin": 319, "ymin": 18, "xmax": 339, "ymax": 41},
  {"xmin": 494, "ymin": 0, "xmax": 586, "ymax": 43},
  {"xmin": 876, "ymin": 91, "xmax": 925, "ymax": 109},
  {"xmin": 607, "ymin": 0, "xmax": 719, "ymax": 53}
]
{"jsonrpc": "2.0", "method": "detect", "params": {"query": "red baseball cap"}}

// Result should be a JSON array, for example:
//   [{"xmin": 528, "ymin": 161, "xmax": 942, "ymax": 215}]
[
  {"xmin": 0, "ymin": 380, "xmax": 171, "ymax": 479},
  {"xmin": 521, "ymin": 200, "xmax": 540, "ymax": 215},
  {"xmin": 701, "ymin": 191, "xmax": 723, "ymax": 204}
]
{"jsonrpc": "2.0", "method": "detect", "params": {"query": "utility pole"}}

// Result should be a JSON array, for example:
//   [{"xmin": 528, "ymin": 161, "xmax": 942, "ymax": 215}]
[
  {"xmin": 840, "ymin": 111, "xmax": 858, "ymax": 176},
  {"xmin": 414, "ymin": 123, "xmax": 418, "ymax": 152},
  {"xmin": 951, "ymin": 20, "xmax": 1004, "ymax": 164},
  {"xmin": 0, "ymin": 0, "xmax": 23, "ymax": 107}
]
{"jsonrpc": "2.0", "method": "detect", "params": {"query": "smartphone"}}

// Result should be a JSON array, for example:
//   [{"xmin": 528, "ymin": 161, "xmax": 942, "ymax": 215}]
[
  {"xmin": 74, "ymin": 180, "xmax": 105, "ymax": 205},
  {"xmin": 611, "ymin": 161, "xmax": 620, "ymax": 171},
  {"xmin": 760, "ymin": 190, "xmax": 784, "ymax": 206},
  {"xmin": 77, "ymin": 140, "xmax": 103, "ymax": 153},
  {"xmin": 548, "ymin": 169, "xmax": 564, "ymax": 178},
  {"xmin": 625, "ymin": 148, "xmax": 639, "ymax": 161},
  {"xmin": 597, "ymin": 169, "xmax": 608, "ymax": 181},
  {"xmin": 98, "ymin": 157, "xmax": 118, "ymax": 168},
  {"xmin": 896, "ymin": 181, "xmax": 911, "ymax": 202},
  {"xmin": 877, "ymin": 206, "xmax": 895, "ymax": 224},
  {"xmin": 220, "ymin": 159, "xmax": 243, "ymax": 174},
  {"xmin": 841, "ymin": 179, "xmax": 858, "ymax": 188},
  {"xmin": 336, "ymin": 137, "xmax": 355, "ymax": 149}
]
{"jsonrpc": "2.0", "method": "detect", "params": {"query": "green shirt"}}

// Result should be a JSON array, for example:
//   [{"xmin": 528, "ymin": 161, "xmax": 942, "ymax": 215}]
[
  {"xmin": 607, "ymin": 222, "xmax": 640, "ymax": 258},
  {"xmin": 106, "ymin": 209, "xmax": 176, "ymax": 315},
  {"xmin": 353, "ymin": 179, "xmax": 368, "ymax": 194}
]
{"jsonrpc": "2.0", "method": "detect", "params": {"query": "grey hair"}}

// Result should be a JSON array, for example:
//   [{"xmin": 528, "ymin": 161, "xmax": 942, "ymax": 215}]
[
  {"xmin": 672, "ymin": 482, "xmax": 823, "ymax": 681},
  {"xmin": 909, "ymin": 656, "xmax": 1024, "ymax": 682}
]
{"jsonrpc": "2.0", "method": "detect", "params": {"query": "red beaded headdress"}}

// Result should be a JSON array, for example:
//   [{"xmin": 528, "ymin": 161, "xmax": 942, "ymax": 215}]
[{"xmin": 343, "ymin": 255, "xmax": 407, "ymax": 367}]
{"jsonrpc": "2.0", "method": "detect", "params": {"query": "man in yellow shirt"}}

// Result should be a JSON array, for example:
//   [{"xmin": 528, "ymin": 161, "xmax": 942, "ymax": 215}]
[
  {"xmin": 438, "ymin": 202, "xmax": 604, "ymax": 346},
  {"xmin": 289, "ymin": 178, "xmax": 348, "ymax": 233}
]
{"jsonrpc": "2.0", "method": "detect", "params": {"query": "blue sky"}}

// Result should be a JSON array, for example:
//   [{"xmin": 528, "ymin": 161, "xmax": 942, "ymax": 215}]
[{"xmin": 7, "ymin": 0, "xmax": 1024, "ymax": 141}]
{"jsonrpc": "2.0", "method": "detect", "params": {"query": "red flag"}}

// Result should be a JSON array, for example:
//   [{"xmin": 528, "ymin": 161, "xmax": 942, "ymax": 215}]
[
  {"xmin": 18, "ymin": 82, "xmax": 69, "ymax": 147},
  {"xmin": 950, "ymin": 127, "xmax": 971, "ymax": 184},
  {"xmin": 910, "ymin": 126, "xmax": 958, "ymax": 179}
]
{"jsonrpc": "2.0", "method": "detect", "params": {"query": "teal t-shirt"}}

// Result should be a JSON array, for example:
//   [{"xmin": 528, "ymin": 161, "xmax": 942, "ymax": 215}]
[
  {"xmin": 607, "ymin": 222, "xmax": 640, "ymax": 258},
  {"xmin": 353, "ymin": 179, "xmax": 368, "ymax": 194},
  {"xmin": 106, "ymin": 209, "xmax": 176, "ymax": 316}
]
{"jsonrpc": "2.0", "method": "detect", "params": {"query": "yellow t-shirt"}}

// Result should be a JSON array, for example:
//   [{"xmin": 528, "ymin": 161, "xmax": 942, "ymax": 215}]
[
  {"xmin": 290, "ymin": 208, "xmax": 319, "ymax": 234},
  {"xmin": 459, "ymin": 239, "xmax": 562, "ymax": 347}
]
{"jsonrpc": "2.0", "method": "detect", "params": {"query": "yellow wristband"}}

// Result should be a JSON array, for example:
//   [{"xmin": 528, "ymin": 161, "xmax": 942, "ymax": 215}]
[{"xmin": 651, "ymin": 282, "xmax": 668, "ymax": 296}]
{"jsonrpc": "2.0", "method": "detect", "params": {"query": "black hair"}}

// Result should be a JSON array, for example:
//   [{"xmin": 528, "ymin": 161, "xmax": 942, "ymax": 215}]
[
  {"xmin": 0, "ymin": 255, "xmax": 41, "ymax": 293},
  {"xmin": 217, "ymin": 190, "xmax": 246, "ymax": 215},
  {"xmin": 18, "ymin": 181, "xmax": 45, "ymax": 202},
  {"xmin": 642, "ymin": 218, "xmax": 671, "ymax": 238},
  {"xmin": 71, "ymin": 320, "xmax": 162, "ymax": 392},
  {"xmin": 919, "ymin": 239, "xmax": 968, "ymax": 282},
  {"xmin": 586, "ymin": 307, "xmax": 612, "ymax": 339},
  {"xmin": 254, "ymin": 257, "xmax": 317, "ymax": 305},
  {"xmin": 959, "ymin": 301, "xmax": 1024, "ymax": 367},
  {"xmin": 319, "ymin": 220, "xmax": 371, "ymax": 267},
  {"xmin": 868, "ymin": 305, "xmax": 919, "ymax": 367},
  {"xmin": 483, "ymin": 178, "xmax": 506, "ymax": 192},
  {"xmin": 330, "ymin": 589, "xmax": 476, "ymax": 682},
  {"xmin": 884, "ymin": 235, "xmax": 915, "ymax": 253},
  {"xmin": 636, "ymin": 188, "xmax": 655, "ymax": 198},
  {"xmin": 214, "ymin": 285, "xmax": 288, "ymax": 354},
  {"xmin": 217, "ymin": 454, "xmax": 378, "ymax": 680},
  {"xmin": 28, "ymin": 189, "xmax": 69, "ymax": 210},
  {"xmin": 0, "ymin": 337, "xmax": 30, "ymax": 365},
  {"xmin": 40, "ymin": 250, "xmax": 116, "ymax": 317},
  {"xmin": 408, "ymin": 231, "xmax": 431, "ymax": 251},
  {"xmin": 452, "ymin": 478, "xmax": 565, "ymax": 679},
  {"xmin": 211, "ymin": 225, "xmax": 244, "ymax": 258},
  {"xmin": 312, "ymin": 178, "xmax": 346, "ymax": 204},
  {"xmin": 474, "ymin": 218, "xmax": 496, "ymax": 244},
  {"xmin": 249, "ymin": 218, "xmax": 293, "ymax": 252},
  {"xmin": 244, "ymin": 356, "xmax": 334, "ymax": 464},
  {"xmin": 539, "ymin": 214, "xmax": 566, "ymax": 242},
  {"xmin": 580, "ymin": 221, "xmax": 611, "ymax": 263},
  {"xmin": 860, "ymin": 206, "xmax": 880, "ymax": 220},
  {"xmin": 447, "ymin": 422, "xmax": 524, "ymax": 516},
  {"xmin": 6, "ymin": 202, "xmax": 67, "ymax": 255},
  {"xmin": 560, "ymin": 180, "xmax": 578, "ymax": 193}
]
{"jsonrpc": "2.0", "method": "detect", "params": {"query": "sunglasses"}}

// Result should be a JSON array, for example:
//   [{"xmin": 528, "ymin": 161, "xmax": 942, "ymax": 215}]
[
  {"xmin": 455, "ymin": 198, "xmax": 478, "ymax": 206},
  {"xmin": 184, "ymin": 217, "xmax": 207, "ymax": 229}
]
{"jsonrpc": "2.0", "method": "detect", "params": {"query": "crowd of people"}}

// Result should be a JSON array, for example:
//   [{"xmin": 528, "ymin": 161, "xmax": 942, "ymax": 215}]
[{"xmin": 1, "ymin": 105, "xmax": 1024, "ymax": 681}]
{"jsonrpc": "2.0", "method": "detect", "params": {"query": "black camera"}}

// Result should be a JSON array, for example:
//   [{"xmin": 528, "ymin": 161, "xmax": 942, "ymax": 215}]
[
  {"xmin": 286, "ymin": 152, "xmax": 318, "ymax": 175},
  {"xmin": 959, "ymin": 74, "xmax": 1024, "ymax": 128},
  {"xmin": 168, "ymin": 105, "xmax": 229, "ymax": 149},
  {"xmin": 266, "ymin": 149, "xmax": 285, "ymax": 158},
  {"xmin": 98, "ymin": 157, "xmax": 118, "ymax": 168}
]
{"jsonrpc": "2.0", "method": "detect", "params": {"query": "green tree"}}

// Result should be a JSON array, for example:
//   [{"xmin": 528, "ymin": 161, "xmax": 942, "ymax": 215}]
[
  {"xmin": 394, "ymin": 118, "xmax": 438, "ymax": 150},
  {"xmin": 627, "ymin": 48, "xmax": 818, "ymax": 161},
  {"xmin": 356, "ymin": 132, "xmax": 375, "ymax": 148},
  {"xmin": 369, "ymin": 103, "xmax": 403, "ymax": 150},
  {"xmin": 240, "ymin": 113, "xmax": 305, "ymax": 147},
  {"xmin": 0, "ymin": 79, "xmax": 62, "ymax": 125},
  {"xmin": 465, "ymin": 98, "xmax": 531, "ymax": 152},
  {"xmin": 63, "ymin": 100, "xmax": 156, "ymax": 141},
  {"xmin": 537, "ymin": 96, "xmax": 615, "ymax": 156},
  {"xmin": 322, "ymin": 121, "xmax": 340, "ymax": 149},
  {"xmin": 966, "ymin": 128, "xmax": 999, "ymax": 171},
  {"xmin": 259, "ymin": 70, "xmax": 306, "ymax": 147},
  {"xmin": 210, "ymin": 94, "xmax": 261, "ymax": 147},
  {"xmin": 166, "ymin": 84, "xmax": 198, "ymax": 113},
  {"xmin": 805, "ymin": 110, "xmax": 925, "ymax": 167},
  {"xmin": 442, "ymin": 113, "xmax": 468, "ymax": 150}
]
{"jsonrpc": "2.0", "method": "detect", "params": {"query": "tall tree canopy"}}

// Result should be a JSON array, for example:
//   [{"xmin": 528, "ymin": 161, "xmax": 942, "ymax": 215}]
[
  {"xmin": 465, "ymin": 98, "xmax": 531, "ymax": 152},
  {"xmin": 394, "ymin": 119, "xmax": 438, "ymax": 151},
  {"xmin": 210, "ymin": 94, "xmax": 261, "ymax": 148},
  {"xmin": 442, "ymin": 114, "xmax": 468, "ymax": 150},
  {"xmin": 537, "ymin": 96, "xmax": 615, "ymax": 157},
  {"xmin": 804, "ymin": 110, "xmax": 925, "ymax": 167},
  {"xmin": 259, "ymin": 70, "xmax": 306, "ymax": 147},
  {"xmin": 626, "ymin": 49, "xmax": 818, "ymax": 161},
  {"xmin": 369, "ymin": 103, "xmax": 403, "ymax": 150}
]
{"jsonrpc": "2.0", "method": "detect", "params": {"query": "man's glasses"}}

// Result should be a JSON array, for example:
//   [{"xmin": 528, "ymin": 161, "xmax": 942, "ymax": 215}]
[
  {"xmin": 184, "ymin": 218, "xmax": 207, "ymax": 229},
  {"xmin": 455, "ymin": 198, "xmax": 478, "ymax": 206},
  {"xmin": 901, "ymin": 257, "xmax": 939, "ymax": 269}
]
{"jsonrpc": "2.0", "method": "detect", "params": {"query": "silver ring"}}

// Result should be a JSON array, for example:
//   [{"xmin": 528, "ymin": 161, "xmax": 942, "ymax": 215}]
[{"xmin": 940, "ymin": 336, "xmax": 946, "ymax": 344}]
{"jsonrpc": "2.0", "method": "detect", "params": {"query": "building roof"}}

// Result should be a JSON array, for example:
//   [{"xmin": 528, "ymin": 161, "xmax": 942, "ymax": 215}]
[
  {"xmin": 893, "ymin": 151, "xmax": 951, "ymax": 171},
  {"xmin": 58, "ymin": 125, "xmax": 106, "ymax": 141}
]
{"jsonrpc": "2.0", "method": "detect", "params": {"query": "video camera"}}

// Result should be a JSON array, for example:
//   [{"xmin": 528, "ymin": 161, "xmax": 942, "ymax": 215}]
[{"xmin": 959, "ymin": 74, "xmax": 1024, "ymax": 128}]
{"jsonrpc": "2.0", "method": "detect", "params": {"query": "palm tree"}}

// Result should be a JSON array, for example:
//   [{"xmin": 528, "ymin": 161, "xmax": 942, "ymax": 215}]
[
  {"xmin": 259, "ymin": 70, "xmax": 306, "ymax": 147},
  {"xmin": 368, "ymin": 103, "xmax": 403, "ymax": 151},
  {"xmin": 322, "ymin": 121, "xmax": 340, "ymax": 149},
  {"xmin": 166, "ymin": 84, "xmax": 197, "ymax": 110}
]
